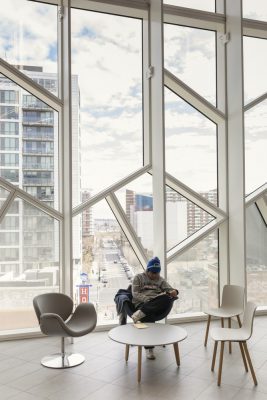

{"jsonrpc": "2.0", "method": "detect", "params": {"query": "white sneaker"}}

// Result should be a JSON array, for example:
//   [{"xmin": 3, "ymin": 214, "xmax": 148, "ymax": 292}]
[
  {"xmin": 146, "ymin": 348, "xmax": 156, "ymax": 360},
  {"xmin": 131, "ymin": 309, "xmax": 146, "ymax": 323}
]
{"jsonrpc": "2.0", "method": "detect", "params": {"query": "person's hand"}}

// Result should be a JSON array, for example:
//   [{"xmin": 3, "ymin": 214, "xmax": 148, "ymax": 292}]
[{"xmin": 168, "ymin": 290, "xmax": 178, "ymax": 298}]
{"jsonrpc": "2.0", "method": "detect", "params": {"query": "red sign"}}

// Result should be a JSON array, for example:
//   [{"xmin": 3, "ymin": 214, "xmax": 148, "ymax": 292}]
[{"xmin": 79, "ymin": 285, "xmax": 89, "ymax": 303}]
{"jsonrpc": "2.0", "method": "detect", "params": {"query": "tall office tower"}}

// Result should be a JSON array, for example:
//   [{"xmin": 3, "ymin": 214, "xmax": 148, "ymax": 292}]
[
  {"xmin": 0, "ymin": 67, "xmax": 80, "ymax": 285},
  {"xmin": 82, "ymin": 190, "xmax": 93, "ymax": 237}
]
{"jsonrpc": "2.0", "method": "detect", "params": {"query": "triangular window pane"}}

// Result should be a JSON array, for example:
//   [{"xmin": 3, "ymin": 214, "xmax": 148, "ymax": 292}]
[
  {"xmin": 166, "ymin": 186, "xmax": 215, "ymax": 251},
  {"xmin": 73, "ymin": 200, "xmax": 143, "ymax": 325},
  {"xmin": 167, "ymin": 231, "xmax": 218, "ymax": 317},
  {"xmin": 165, "ymin": 88, "xmax": 217, "ymax": 205},
  {"xmin": 115, "ymin": 173, "xmax": 153, "ymax": 258},
  {"xmin": 244, "ymin": 37, "xmax": 267, "ymax": 104},
  {"xmin": 0, "ymin": 199, "xmax": 59, "ymax": 332},
  {"xmin": 0, "ymin": 0, "xmax": 58, "ymax": 95},
  {"xmin": 245, "ymin": 100, "xmax": 267, "ymax": 195},
  {"xmin": 164, "ymin": 24, "xmax": 216, "ymax": 104},
  {"xmin": 246, "ymin": 203, "xmax": 267, "ymax": 307}
]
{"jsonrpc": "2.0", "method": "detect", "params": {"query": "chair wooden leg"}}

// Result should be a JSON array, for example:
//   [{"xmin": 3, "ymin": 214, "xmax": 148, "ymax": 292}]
[
  {"xmin": 243, "ymin": 342, "xmax": 258, "ymax": 385},
  {"xmin": 228, "ymin": 318, "xmax": 232, "ymax": 354},
  {"xmin": 125, "ymin": 344, "xmax": 130, "ymax": 362},
  {"xmin": 137, "ymin": 346, "xmax": 142, "ymax": 383},
  {"xmin": 221, "ymin": 318, "xmax": 224, "ymax": 328},
  {"xmin": 173, "ymin": 342, "xmax": 180, "ymax": 366},
  {"xmin": 211, "ymin": 341, "xmax": 218, "ymax": 371},
  {"xmin": 237, "ymin": 315, "xmax": 242, "ymax": 327},
  {"xmin": 217, "ymin": 341, "xmax": 225, "ymax": 386},
  {"xmin": 204, "ymin": 315, "xmax": 211, "ymax": 346},
  {"xmin": 239, "ymin": 342, "xmax": 248, "ymax": 372}
]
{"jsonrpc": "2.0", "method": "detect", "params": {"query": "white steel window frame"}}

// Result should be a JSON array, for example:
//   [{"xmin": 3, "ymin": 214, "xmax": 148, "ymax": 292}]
[{"xmin": 1, "ymin": 0, "xmax": 267, "ymax": 338}]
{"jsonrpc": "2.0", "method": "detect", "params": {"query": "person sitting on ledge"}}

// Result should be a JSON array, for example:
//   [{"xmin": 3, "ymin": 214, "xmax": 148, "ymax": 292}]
[{"xmin": 131, "ymin": 256, "xmax": 179, "ymax": 324}]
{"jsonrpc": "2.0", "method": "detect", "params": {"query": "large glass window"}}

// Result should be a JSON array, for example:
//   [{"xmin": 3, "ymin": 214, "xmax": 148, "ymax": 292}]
[
  {"xmin": 243, "ymin": 0, "xmax": 267, "ymax": 22},
  {"xmin": 168, "ymin": 232, "xmax": 218, "ymax": 316},
  {"xmin": 166, "ymin": 187, "xmax": 214, "ymax": 251},
  {"xmin": 164, "ymin": 25, "xmax": 216, "ymax": 104},
  {"xmin": 244, "ymin": 101, "xmax": 267, "ymax": 195},
  {"xmin": 115, "ymin": 174, "xmax": 153, "ymax": 258},
  {"xmin": 246, "ymin": 203, "xmax": 267, "ymax": 306},
  {"xmin": 73, "ymin": 201, "xmax": 143, "ymax": 325},
  {"xmin": 0, "ymin": 0, "xmax": 58, "ymax": 95},
  {"xmin": 165, "ymin": 89, "xmax": 217, "ymax": 203},
  {"xmin": 243, "ymin": 37, "xmax": 267, "ymax": 104},
  {"xmin": 0, "ymin": 199, "xmax": 59, "ymax": 332},
  {"xmin": 0, "ymin": 75, "xmax": 59, "ymax": 209},
  {"xmin": 71, "ymin": 9, "xmax": 143, "ymax": 206}
]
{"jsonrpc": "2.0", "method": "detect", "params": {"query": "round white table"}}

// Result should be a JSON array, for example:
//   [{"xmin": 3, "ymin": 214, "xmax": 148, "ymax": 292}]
[{"xmin": 108, "ymin": 323, "xmax": 187, "ymax": 382}]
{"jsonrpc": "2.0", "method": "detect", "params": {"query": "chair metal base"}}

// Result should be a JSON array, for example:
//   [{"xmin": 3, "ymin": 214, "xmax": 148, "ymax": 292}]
[{"xmin": 41, "ymin": 353, "xmax": 85, "ymax": 369}]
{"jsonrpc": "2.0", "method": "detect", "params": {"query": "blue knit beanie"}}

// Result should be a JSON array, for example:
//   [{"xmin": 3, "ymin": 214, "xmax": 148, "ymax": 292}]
[{"xmin": 147, "ymin": 257, "xmax": 161, "ymax": 273}]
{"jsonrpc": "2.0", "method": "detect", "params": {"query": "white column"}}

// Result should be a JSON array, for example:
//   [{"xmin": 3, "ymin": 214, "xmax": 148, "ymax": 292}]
[
  {"xmin": 60, "ymin": 0, "xmax": 73, "ymax": 296},
  {"xmin": 216, "ymin": 0, "xmax": 229, "ymax": 303},
  {"xmin": 225, "ymin": 0, "xmax": 246, "ymax": 288},
  {"xmin": 149, "ymin": 0, "xmax": 166, "ymax": 276}
]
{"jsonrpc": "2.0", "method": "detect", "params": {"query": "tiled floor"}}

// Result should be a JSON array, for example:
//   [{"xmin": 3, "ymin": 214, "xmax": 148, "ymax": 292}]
[{"xmin": 0, "ymin": 316, "xmax": 267, "ymax": 399}]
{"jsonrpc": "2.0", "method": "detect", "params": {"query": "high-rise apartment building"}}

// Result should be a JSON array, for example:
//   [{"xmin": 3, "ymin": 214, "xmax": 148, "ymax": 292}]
[
  {"xmin": 82, "ymin": 190, "xmax": 93, "ymax": 237},
  {"xmin": 125, "ymin": 188, "xmax": 216, "ymax": 250},
  {"xmin": 0, "ymin": 67, "xmax": 80, "ymax": 284}
]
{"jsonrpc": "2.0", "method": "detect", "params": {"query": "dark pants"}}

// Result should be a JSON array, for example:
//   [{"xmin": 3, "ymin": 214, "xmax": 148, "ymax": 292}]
[
  {"xmin": 137, "ymin": 295, "xmax": 173, "ymax": 350},
  {"xmin": 137, "ymin": 294, "xmax": 173, "ymax": 322}
]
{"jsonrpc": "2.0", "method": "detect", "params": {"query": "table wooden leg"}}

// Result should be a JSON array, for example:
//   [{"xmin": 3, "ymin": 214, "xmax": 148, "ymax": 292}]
[
  {"xmin": 204, "ymin": 315, "xmax": 211, "ymax": 346},
  {"xmin": 221, "ymin": 318, "xmax": 224, "ymax": 328},
  {"xmin": 173, "ymin": 342, "xmax": 180, "ymax": 366},
  {"xmin": 137, "ymin": 346, "xmax": 142, "ymax": 383},
  {"xmin": 125, "ymin": 344, "xmax": 129, "ymax": 362},
  {"xmin": 237, "ymin": 315, "xmax": 242, "ymax": 327}
]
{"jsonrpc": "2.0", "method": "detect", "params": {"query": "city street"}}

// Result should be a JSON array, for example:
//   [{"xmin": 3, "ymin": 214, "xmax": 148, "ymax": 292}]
[{"xmin": 87, "ymin": 239, "xmax": 132, "ymax": 321}]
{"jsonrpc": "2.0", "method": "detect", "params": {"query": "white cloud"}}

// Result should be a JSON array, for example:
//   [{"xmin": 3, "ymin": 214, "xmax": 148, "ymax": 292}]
[
  {"xmin": 0, "ymin": 0, "xmax": 57, "ymax": 72},
  {"xmin": 164, "ymin": 24, "xmax": 216, "ymax": 104},
  {"xmin": 243, "ymin": 0, "xmax": 267, "ymax": 21}
]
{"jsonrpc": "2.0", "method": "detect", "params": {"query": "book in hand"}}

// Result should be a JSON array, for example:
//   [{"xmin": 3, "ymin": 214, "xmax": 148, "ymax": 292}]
[{"xmin": 133, "ymin": 322, "xmax": 148, "ymax": 329}]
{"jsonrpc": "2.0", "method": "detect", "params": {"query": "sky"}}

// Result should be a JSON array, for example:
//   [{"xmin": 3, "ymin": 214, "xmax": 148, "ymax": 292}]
[{"xmin": 0, "ymin": 0, "xmax": 266, "ymax": 215}]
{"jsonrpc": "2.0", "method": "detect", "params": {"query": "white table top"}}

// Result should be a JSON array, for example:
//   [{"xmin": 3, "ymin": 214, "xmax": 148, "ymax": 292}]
[{"xmin": 108, "ymin": 323, "xmax": 187, "ymax": 347}]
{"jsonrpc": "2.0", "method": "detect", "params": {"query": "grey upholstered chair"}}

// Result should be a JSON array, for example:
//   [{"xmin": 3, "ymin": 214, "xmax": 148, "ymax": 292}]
[{"xmin": 33, "ymin": 292, "xmax": 97, "ymax": 369}]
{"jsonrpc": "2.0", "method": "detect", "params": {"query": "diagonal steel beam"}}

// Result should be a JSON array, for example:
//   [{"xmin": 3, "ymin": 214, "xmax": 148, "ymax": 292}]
[
  {"xmin": 0, "ymin": 58, "xmax": 62, "ymax": 112},
  {"xmin": 164, "ymin": 69, "xmax": 225, "ymax": 124},
  {"xmin": 245, "ymin": 183, "xmax": 267, "ymax": 207},
  {"xmin": 106, "ymin": 192, "xmax": 148, "ymax": 269},
  {"xmin": 166, "ymin": 173, "xmax": 227, "ymax": 219},
  {"xmin": 72, "ymin": 165, "xmax": 151, "ymax": 217},
  {"xmin": 167, "ymin": 216, "xmax": 226, "ymax": 263},
  {"xmin": 0, "ymin": 178, "xmax": 63, "ymax": 221}
]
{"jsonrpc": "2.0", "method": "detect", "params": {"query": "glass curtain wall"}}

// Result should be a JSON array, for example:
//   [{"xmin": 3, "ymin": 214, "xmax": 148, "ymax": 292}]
[
  {"xmin": 1, "ymin": 0, "xmax": 267, "ymax": 335},
  {"xmin": 244, "ymin": 35, "xmax": 267, "ymax": 306}
]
